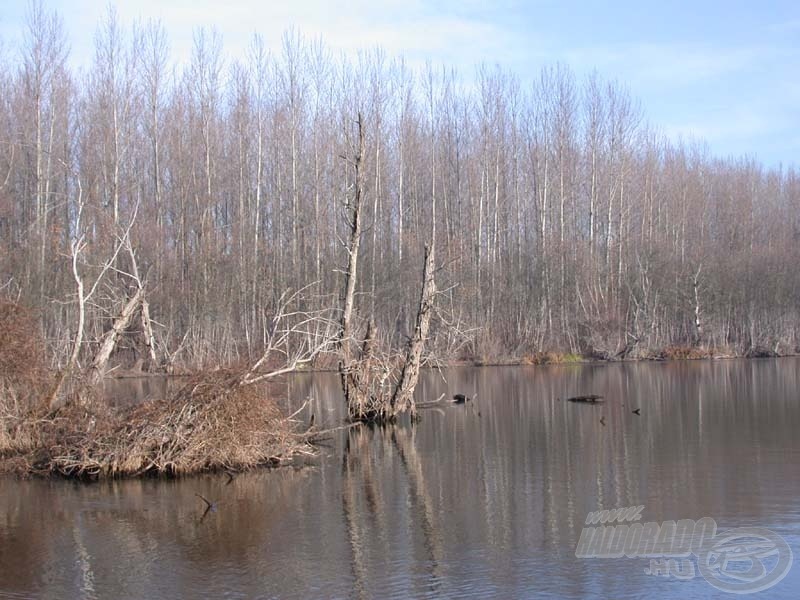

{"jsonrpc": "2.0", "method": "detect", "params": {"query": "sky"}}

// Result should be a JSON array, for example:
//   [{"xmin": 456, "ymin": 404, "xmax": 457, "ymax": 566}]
[{"xmin": 0, "ymin": 0, "xmax": 798, "ymax": 167}]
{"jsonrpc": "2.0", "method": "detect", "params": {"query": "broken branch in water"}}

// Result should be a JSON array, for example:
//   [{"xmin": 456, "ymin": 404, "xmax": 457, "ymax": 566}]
[
  {"xmin": 308, "ymin": 421, "xmax": 363, "ymax": 444},
  {"xmin": 195, "ymin": 493, "xmax": 217, "ymax": 522},
  {"xmin": 567, "ymin": 395, "xmax": 604, "ymax": 403},
  {"xmin": 417, "ymin": 393, "xmax": 446, "ymax": 409},
  {"xmin": 195, "ymin": 492, "xmax": 215, "ymax": 510},
  {"xmin": 287, "ymin": 398, "xmax": 311, "ymax": 421}
]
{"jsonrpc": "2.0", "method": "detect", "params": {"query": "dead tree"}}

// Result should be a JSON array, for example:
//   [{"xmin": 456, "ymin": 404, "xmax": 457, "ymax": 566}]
[
  {"xmin": 140, "ymin": 297, "xmax": 158, "ymax": 368},
  {"xmin": 239, "ymin": 285, "xmax": 337, "ymax": 387},
  {"xmin": 338, "ymin": 113, "xmax": 374, "ymax": 419},
  {"xmin": 338, "ymin": 114, "xmax": 437, "ymax": 423},
  {"xmin": 339, "ymin": 112, "xmax": 365, "ymax": 357},
  {"xmin": 126, "ymin": 237, "xmax": 159, "ymax": 369},
  {"xmin": 87, "ymin": 238, "xmax": 157, "ymax": 385},
  {"xmin": 390, "ymin": 244, "xmax": 436, "ymax": 417},
  {"xmin": 86, "ymin": 287, "xmax": 145, "ymax": 386},
  {"xmin": 692, "ymin": 264, "xmax": 704, "ymax": 346},
  {"xmin": 47, "ymin": 194, "xmax": 162, "ymax": 405},
  {"xmin": 47, "ymin": 189, "xmax": 141, "ymax": 408}
]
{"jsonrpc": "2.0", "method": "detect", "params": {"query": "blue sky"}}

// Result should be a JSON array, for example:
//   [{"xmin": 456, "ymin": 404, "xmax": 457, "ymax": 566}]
[{"xmin": 1, "ymin": 1, "xmax": 798, "ymax": 167}]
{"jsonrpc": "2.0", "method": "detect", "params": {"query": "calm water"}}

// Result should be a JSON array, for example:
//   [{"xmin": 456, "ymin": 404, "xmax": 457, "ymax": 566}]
[{"xmin": 2, "ymin": 359, "xmax": 799, "ymax": 599}]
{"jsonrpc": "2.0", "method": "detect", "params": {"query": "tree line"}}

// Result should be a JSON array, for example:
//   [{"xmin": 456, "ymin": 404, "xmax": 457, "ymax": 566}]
[{"xmin": 1, "ymin": 3, "xmax": 798, "ymax": 371}]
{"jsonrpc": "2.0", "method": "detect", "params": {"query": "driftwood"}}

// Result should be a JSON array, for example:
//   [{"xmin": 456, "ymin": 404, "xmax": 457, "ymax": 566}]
[
  {"xmin": 195, "ymin": 493, "xmax": 219, "ymax": 522},
  {"xmin": 567, "ymin": 395, "xmax": 604, "ymax": 403},
  {"xmin": 416, "ymin": 393, "xmax": 446, "ymax": 409}
]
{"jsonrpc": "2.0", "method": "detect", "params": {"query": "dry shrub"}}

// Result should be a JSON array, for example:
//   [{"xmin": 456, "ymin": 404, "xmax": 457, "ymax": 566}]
[
  {"xmin": 659, "ymin": 345, "xmax": 713, "ymax": 360},
  {"xmin": 0, "ymin": 303, "xmax": 51, "ymax": 461},
  {"xmin": 522, "ymin": 351, "xmax": 583, "ymax": 365},
  {"xmin": 0, "ymin": 383, "xmax": 40, "ymax": 459},
  {"xmin": 522, "ymin": 351, "xmax": 561, "ymax": 365},
  {"xmin": 0, "ymin": 304, "xmax": 317, "ymax": 479},
  {"xmin": 745, "ymin": 346, "xmax": 779, "ymax": 359},
  {"xmin": 2, "ymin": 370, "xmax": 316, "ymax": 479},
  {"xmin": 0, "ymin": 302, "xmax": 51, "ymax": 407}
]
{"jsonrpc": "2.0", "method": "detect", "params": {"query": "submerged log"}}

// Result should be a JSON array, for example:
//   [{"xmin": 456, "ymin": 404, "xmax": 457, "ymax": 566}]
[{"xmin": 567, "ymin": 394, "xmax": 604, "ymax": 403}]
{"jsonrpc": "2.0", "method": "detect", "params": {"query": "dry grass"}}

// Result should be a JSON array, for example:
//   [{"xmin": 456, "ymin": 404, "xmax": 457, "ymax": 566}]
[
  {"xmin": 0, "ymin": 302, "xmax": 322, "ymax": 479},
  {"xmin": 0, "ymin": 302, "xmax": 52, "ymax": 462},
  {"xmin": 656, "ymin": 345, "xmax": 714, "ymax": 360},
  {"xmin": 1, "ymin": 369, "xmax": 318, "ymax": 480},
  {"xmin": 521, "ymin": 351, "xmax": 584, "ymax": 365}
]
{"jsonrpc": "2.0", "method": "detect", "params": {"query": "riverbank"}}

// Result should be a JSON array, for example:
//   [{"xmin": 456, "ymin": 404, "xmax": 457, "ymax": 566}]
[
  {"xmin": 466, "ymin": 344, "xmax": 794, "ymax": 367},
  {"xmin": 104, "ymin": 344, "xmax": 796, "ymax": 380},
  {"xmin": 2, "ymin": 342, "xmax": 794, "ymax": 479}
]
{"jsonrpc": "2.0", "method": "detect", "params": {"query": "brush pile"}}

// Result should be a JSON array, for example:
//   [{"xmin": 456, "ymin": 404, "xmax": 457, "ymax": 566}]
[
  {"xmin": 2, "ymin": 367, "xmax": 316, "ymax": 479},
  {"xmin": 1, "ymin": 296, "xmax": 330, "ymax": 479}
]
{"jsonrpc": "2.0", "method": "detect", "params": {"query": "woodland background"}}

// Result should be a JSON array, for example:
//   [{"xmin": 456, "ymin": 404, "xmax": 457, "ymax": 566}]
[{"xmin": 1, "ymin": 4, "xmax": 798, "ymax": 370}]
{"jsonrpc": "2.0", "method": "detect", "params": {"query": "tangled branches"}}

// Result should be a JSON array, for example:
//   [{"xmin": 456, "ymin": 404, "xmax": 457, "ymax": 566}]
[{"xmin": 2, "ymin": 370, "xmax": 318, "ymax": 479}]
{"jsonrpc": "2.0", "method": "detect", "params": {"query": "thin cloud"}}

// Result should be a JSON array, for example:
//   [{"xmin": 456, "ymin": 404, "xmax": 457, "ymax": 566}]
[
  {"xmin": 565, "ymin": 42, "xmax": 771, "ymax": 88},
  {"xmin": 5, "ymin": 0, "xmax": 798, "ymax": 166},
  {"xmin": 100, "ymin": 0, "xmax": 523, "ymax": 73}
]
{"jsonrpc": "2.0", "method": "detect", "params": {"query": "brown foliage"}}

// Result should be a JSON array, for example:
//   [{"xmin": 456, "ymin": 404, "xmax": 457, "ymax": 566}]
[
  {"xmin": 0, "ymin": 303, "xmax": 51, "ymax": 404},
  {"xmin": 1, "ymin": 370, "xmax": 316, "ymax": 479},
  {"xmin": 521, "ymin": 351, "xmax": 584, "ymax": 365},
  {"xmin": 0, "ymin": 303, "xmax": 52, "ymax": 457},
  {"xmin": 523, "ymin": 352, "xmax": 561, "ymax": 365},
  {"xmin": 658, "ymin": 345, "xmax": 714, "ymax": 360}
]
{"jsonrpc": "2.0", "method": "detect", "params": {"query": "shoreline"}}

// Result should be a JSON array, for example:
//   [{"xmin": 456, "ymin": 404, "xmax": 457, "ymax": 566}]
[
  {"xmin": 4, "ymin": 353, "xmax": 797, "ymax": 481},
  {"xmin": 104, "ymin": 350, "xmax": 799, "ymax": 380}
]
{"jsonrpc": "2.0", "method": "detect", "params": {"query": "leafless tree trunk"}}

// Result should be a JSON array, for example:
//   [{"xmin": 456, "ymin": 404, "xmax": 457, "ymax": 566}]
[
  {"xmin": 1, "ymin": 12, "xmax": 799, "ymax": 379},
  {"xmin": 87, "ymin": 287, "xmax": 145, "ymax": 386},
  {"xmin": 390, "ymin": 243, "xmax": 436, "ymax": 417},
  {"xmin": 340, "ymin": 112, "xmax": 366, "ymax": 353},
  {"xmin": 693, "ymin": 264, "xmax": 704, "ymax": 346}
]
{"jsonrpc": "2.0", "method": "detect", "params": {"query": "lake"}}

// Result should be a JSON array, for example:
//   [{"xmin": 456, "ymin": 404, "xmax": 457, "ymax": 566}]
[{"xmin": 1, "ymin": 359, "xmax": 799, "ymax": 598}]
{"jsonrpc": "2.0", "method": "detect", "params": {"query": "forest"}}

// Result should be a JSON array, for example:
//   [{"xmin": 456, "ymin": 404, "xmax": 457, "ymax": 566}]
[{"xmin": 1, "ymin": 3, "xmax": 799, "ymax": 375}]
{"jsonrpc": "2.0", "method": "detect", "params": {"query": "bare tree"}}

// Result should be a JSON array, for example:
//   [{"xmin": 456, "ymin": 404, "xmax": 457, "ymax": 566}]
[{"xmin": 1, "ymin": 12, "xmax": 798, "ymax": 378}]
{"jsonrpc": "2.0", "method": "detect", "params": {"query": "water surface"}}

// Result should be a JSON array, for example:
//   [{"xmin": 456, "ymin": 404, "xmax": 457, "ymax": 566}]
[{"xmin": 2, "ymin": 359, "xmax": 799, "ymax": 598}]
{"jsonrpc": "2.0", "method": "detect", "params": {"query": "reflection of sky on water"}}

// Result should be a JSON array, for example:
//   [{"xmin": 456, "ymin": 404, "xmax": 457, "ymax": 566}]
[{"xmin": 2, "ymin": 358, "xmax": 799, "ymax": 598}]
